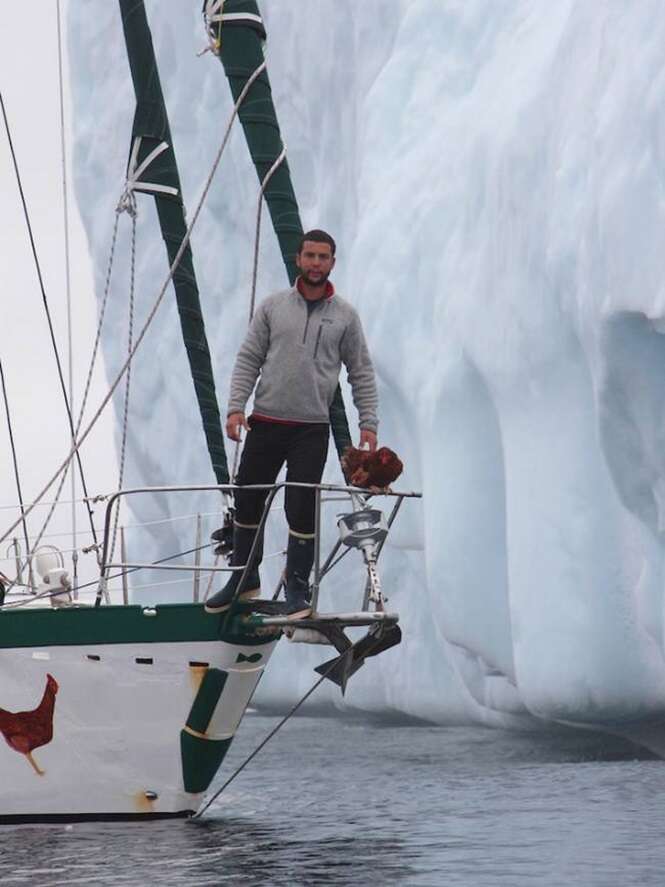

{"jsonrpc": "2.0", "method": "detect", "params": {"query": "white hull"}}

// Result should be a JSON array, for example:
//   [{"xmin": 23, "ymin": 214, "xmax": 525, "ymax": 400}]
[{"xmin": 0, "ymin": 629, "xmax": 276, "ymax": 820}]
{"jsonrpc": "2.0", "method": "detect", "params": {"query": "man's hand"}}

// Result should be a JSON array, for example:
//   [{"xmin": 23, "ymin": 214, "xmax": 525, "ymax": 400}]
[
  {"xmin": 226, "ymin": 412, "xmax": 249, "ymax": 441},
  {"xmin": 359, "ymin": 429, "xmax": 377, "ymax": 452}
]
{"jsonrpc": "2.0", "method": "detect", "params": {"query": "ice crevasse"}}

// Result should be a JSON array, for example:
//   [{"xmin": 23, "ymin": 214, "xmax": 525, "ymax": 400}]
[{"xmin": 69, "ymin": 1, "xmax": 665, "ymax": 735}]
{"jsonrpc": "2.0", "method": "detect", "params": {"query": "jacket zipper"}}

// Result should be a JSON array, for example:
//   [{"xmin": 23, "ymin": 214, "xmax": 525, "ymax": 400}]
[
  {"xmin": 313, "ymin": 325, "xmax": 323, "ymax": 359},
  {"xmin": 302, "ymin": 313, "xmax": 311, "ymax": 344}
]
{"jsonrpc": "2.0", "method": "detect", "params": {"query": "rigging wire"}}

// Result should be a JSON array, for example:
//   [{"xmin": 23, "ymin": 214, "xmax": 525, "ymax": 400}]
[
  {"xmin": 74, "ymin": 210, "xmax": 122, "ymax": 441},
  {"xmin": 26, "ymin": 182, "xmax": 139, "ymax": 569},
  {"xmin": 0, "ymin": 359, "xmax": 33, "ymax": 590},
  {"xmin": 55, "ymin": 0, "xmax": 78, "ymax": 588},
  {"xmin": 0, "ymin": 60, "xmax": 268, "ymax": 548},
  {"xmin": 0, "ymin": 90, "xmax": 98, "ymax": 548},
  {"xmin": 0, "ymin": 536, "xmax": 285, "ymax": 569},
  {"xmin": 193, "ymin": 652, "xmax": 342, "ymax": 819},
  {"xmin": 27, "ymin": 185, "xmax": 132, "ymax": 564},
  {"xmin": 0, "ymin": 495, "xmax": 106, "ymax": 512},
  {"xmin": 23, "ymin": 206, "xmax": 126, "ymax": 563},
  {"xmin": 0, "ymin": 541, "xmax": 216, "ymax": 609},
  {"xmin": 0, "ymin": 502, "xmax": 287, "ymax": 548},
  {"xmin": 3, "ymin": 195, "xmax": 136, "ymax": 582}
]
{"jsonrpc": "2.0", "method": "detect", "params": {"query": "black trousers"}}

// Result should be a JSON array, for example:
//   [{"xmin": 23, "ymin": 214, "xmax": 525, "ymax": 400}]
[{"xmin": 235, "ymin": 419, "xmax": 329, "ymax": 536}]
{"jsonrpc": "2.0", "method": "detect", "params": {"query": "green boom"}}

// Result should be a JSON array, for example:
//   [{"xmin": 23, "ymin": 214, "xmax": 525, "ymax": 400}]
[
  {"xmin": 119, "ymin": 0, "xmax": 230, "ymax": 484},
  {"xmin": 207, "ymin": 0, "xmax": 352, "ymax": 458}
]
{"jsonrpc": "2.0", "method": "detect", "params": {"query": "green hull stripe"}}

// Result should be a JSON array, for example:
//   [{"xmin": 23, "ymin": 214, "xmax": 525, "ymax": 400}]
[
  {"xmin": 180, "ymin": 730, "xmax": 233, "ymax": 794},
  {"xmin": 0, "ymin": 603, "xmax": 270, "ymax": 649},
  {"xmin": 187, "ymin": 668, "xmax": 227, "ymax": 734}
]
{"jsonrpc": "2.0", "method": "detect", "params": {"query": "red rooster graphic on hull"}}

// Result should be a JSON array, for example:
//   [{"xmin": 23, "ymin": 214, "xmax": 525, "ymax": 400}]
[{"xmin": 0, "ymin": 674, "xmax": 59, "ymax": 776}]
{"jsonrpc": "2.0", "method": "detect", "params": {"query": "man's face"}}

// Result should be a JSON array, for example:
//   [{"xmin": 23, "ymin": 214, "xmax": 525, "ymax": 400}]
[{"xmin": 296, "ymin": 240, "xmax": 335, "ymax": 287}]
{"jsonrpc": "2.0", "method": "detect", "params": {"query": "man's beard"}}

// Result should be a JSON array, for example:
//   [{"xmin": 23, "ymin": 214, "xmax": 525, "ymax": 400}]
[{"xmin": 300, "ymin": 269, "xmax": 329, "ymax": 288}]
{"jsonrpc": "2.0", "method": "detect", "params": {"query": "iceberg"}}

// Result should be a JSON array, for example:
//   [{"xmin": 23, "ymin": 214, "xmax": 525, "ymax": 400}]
[{"xmin": 68, "ymin": 1, "xmax": 665, "ymax": 740}]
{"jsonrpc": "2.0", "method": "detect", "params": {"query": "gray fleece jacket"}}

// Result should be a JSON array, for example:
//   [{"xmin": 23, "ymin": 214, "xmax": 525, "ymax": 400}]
[{"xmin": 227, "ymin": 285, "xmax": 378, "ymax": 432}]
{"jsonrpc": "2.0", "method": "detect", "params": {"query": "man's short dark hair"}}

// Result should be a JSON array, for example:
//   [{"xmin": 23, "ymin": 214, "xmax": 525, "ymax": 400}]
[{"xmin": 297, "ymin": 229, "xmax": 336, "ymax": 256}]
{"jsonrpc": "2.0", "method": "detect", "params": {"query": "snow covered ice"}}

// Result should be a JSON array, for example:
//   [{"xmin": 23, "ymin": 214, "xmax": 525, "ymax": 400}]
[{"xmin": 68, "ymin": 1, "xmax": 665, "ymax": 741}]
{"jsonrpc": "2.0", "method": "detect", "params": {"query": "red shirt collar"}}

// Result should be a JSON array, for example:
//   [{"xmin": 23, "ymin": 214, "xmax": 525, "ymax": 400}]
[{"xmin": 296, "ymin": 277, "xmax": 335, "ymax": 300}]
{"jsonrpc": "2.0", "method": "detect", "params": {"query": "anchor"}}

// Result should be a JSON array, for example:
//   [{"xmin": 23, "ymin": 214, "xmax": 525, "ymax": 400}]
[
  {"xmin": 311, "ymin": 498, "xmax": 402, "ymax": 692},
  {"xmin": 313, "ymin": 621, "xmax": 402, "ymax": 694}
]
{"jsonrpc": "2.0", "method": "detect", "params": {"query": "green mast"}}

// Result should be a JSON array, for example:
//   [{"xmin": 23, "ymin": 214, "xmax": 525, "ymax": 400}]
[
  {"xmin": 119, "ymin": 0, "xmax": 229, "ymax": 484},
  {"xmin": 205, "ymin": 0, "xmax": 352, "ymax": 458}
]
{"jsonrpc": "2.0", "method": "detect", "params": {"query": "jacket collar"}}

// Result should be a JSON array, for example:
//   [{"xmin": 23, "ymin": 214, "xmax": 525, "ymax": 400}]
[{"xmin": 296, "ymin": 277, "xmax": 335, "ymax": 301}]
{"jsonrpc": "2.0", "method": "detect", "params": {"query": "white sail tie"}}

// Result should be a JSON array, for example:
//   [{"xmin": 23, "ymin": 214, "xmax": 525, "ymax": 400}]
[
  {"xmin": 200, "ymin": 0, "xmax": 225, "ymax": 56},
  {"xmin": 218, "ymin": 13, "xmax": 264, "ymax": 27},
  {"xmin": 119, "ymin": 137, "xmax": 178, "ymax": 209},
  {"xmin": 200, "ymin": 0, "xmax": 265, "ymax": 56}
]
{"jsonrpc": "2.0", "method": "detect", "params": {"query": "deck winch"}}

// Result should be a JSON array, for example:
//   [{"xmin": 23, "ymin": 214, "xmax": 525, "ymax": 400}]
[{"xmin": 337, "ymin": 502, "xmax": 389, "ymax": 606}]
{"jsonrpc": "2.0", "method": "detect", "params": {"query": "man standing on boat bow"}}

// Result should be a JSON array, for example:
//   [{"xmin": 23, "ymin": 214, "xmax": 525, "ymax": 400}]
[{"xmin": 205, "ymin": 230, "xmax": 378, "ymax": 619}]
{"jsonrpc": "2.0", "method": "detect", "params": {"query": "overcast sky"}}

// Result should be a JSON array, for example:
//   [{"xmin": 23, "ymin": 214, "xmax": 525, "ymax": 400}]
[{"xmin": 0, "ymin": 3, "xmax": 117, "ymax": 587}]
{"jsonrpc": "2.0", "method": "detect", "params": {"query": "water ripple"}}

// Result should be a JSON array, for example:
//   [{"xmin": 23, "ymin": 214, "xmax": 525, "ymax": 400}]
[{"xmin": 1, "ymin": 717, "xmax": 664, "ymax": 885}]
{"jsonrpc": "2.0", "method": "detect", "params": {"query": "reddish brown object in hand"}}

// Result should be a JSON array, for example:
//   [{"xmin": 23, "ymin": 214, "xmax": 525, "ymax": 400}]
[
  {"xmin": 342, "ymin": 446, "xmax": 404, "ymax": 489},
  {"xmin": 0, "ymin": 674, "xmax": 59, "ymax": 775}
]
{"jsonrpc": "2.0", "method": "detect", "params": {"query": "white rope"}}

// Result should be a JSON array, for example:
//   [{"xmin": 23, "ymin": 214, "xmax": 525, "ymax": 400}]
[
  {"xmin": 61, "ymin": 204, "xmax": 125, "ymax": 453},
  {"xmin": 0, "ymin": 61, "xmax": 268, "ymax": 548},
  {"xmin": 248, "ymin": 147, "xmax": 287, "ymax": 322},
  {"xmin": 109, "ymin": 208, "xmax": 137, "ymax": 563},
  {"xmin": 230, "ymin": 146, "xmax": 287, "ymax": 480}
]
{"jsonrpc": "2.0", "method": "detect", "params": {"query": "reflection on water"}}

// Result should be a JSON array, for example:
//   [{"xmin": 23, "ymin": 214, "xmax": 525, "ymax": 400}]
[{"xmin": 1, "ymin": 715, "xmax": 665, "ymax": 886}]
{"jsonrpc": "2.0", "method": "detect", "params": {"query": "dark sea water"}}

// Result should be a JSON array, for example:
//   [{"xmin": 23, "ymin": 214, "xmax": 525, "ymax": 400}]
[{"xmin": 2, "ymin": 713, "xmax": 665, "ymax": 886}]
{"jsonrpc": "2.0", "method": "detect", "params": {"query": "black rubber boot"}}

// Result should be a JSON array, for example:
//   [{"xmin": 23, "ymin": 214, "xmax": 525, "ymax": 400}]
[
  {"xmin": 285, "ymin": 533, "xmax": 314, "ymax": 619},
  {"xmin": 205, "ymin": 526, "xmax": 262, "ymax": 614}
]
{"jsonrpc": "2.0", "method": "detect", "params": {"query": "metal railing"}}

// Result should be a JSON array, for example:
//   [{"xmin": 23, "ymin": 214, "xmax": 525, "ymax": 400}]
[{"xmin": 96, "ymin": 482, "xmax": 422, "ymax": 612}]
